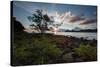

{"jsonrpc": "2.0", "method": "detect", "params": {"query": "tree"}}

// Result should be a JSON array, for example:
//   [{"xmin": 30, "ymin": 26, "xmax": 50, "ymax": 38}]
[{"xmin": 27, "ymin": 9, "xmax": 54, "ymax": 33}]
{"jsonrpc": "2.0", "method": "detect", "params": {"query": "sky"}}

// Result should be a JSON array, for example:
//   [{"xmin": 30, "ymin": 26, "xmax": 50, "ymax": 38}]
[{"xmin": 12, "ymin": 1, "xmax": 97, "ymax": 30}]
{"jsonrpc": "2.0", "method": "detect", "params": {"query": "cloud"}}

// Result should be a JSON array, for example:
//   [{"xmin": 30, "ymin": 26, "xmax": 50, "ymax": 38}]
[
  {"xmin": 79, "ymin": 18, "xmax": 97, "ymax": 25},
  {"xmin": 68, "ymin": 15, "xmax": 85, "ymax": 22},
  {"xmin": 63, "ymin": 11, "xmax": 86, "ymax": 23},
  {"xmin": 63, "ymin": 11, "xmax": 97, "ymax": 25}
]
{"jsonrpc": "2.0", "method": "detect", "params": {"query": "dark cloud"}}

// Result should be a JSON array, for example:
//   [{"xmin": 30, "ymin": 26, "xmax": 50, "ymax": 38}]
[
  {"xmin": 68, "ymin": 15, "xmax": 85, "ymax": 22},
  {"xmin": 80, "ymin": 18, "xmax": 97, "ymax": 25},
  {"xmin": 67, "ymin": 12, "xmax": 97, "ymax": 25}
]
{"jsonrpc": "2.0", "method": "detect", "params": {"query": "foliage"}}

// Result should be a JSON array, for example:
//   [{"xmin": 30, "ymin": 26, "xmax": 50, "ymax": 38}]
[
  {"xmin": 74, "ymin": 43, "xmax": 97, "ymax": 61},
  {"xmin": 27, "ymin": 9, "xmax": 54, "ymax": 33},
  {"xmin": 12, "ymin": 33, "xmax": 62, "ymax": 65}
]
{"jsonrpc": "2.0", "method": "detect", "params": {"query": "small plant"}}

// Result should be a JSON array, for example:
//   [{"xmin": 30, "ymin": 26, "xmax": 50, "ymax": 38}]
[{"xmin": 74, "ymin": 43, "xmax": 97, "ymax": 61}]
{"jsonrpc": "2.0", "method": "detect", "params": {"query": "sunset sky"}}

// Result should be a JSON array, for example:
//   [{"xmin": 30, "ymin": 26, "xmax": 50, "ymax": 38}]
[{"xmin": 12, "ymin": 1, "xmax": 97, "ymax": 30}]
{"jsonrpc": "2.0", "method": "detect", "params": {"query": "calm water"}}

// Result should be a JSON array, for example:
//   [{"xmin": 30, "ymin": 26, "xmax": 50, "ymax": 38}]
[
  {"xmin": 46, "ymin": 31, "xmax": 97, "ymax": 40},
  {"xmin": 57, "ymin": 32, "xmax": 97, "ymax": 40}
]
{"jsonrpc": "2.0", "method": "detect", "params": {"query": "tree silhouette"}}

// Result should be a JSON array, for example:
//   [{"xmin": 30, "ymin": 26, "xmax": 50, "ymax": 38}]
[{"xmin": 27, "ymin": 9, "xmax": 54, "ymax": 33}]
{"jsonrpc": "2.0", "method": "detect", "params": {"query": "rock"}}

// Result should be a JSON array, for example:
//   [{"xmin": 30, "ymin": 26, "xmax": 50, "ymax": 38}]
[
  {"xmin": 62, "ymin": 52, "xmax": 74, "ymax": 62},
  {"xmin": 64, "ymin": 47, "xmax": 72, "ymax": 53}
]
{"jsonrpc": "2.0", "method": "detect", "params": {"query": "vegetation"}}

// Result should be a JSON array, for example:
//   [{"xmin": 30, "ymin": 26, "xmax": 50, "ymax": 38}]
[
  {"xmin": 12, "ymin": 32, "xmax": 97, "ymax": 66},
  {"xmin": 27, "ymin": 9, "xmax": 54, "ymax": 33},
  {"xmin": 74, "ymin": 43, "xmax": 97, "ymax": 61},
  {"xmin": 12, "ymin": 33, "xmax": 62, "ymax": 65}
]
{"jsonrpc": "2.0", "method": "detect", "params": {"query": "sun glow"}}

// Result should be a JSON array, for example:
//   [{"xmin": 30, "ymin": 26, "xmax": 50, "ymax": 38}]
[{"xmin": 53, "ymin": 27, "xmax": 58, "ymax": 34}]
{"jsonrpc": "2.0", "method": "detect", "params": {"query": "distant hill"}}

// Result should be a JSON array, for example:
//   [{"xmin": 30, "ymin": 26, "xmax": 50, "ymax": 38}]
[
  {"xmin": 11, "ymin": 17, "xmax": 25, "ymax": 33},
  {"xmin": 58, "ymin": 29, "xmax": 97, "ymax": 32},
  {"xmin": 65, "ymin": 29, "xmax": 97, "ymax": 32}
]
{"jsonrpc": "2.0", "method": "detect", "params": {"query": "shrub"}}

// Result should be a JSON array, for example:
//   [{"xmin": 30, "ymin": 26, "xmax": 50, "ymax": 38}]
[
  {"xmin": 74, "ymin": 43, "xmax": 97, "ymax": 61},
  {"xmin": 30, "ymin": 36, "xmax": 62, "ymax": 64},
  {"xmin": 13, "ymin": 34, "xmax": 62, "ymax": 65}
]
